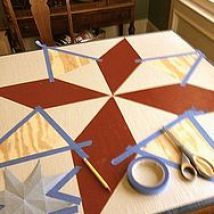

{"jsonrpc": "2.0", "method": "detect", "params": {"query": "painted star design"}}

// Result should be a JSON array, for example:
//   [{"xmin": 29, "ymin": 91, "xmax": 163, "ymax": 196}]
[
  {"xmin": 0, "ymin": 162, "xmax": 74, "ymax": 214},
  {"xmin": 0, "ymin": 39, "xmax": 213, "ymax": 214}
]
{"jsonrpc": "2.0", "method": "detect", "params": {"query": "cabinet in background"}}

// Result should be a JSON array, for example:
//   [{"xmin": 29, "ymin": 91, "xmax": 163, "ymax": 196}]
[
  {"xmin": 170, "ymin": 0, "xmax": 214, "ymax": 61},
  {"xmin": 2, "ymin": 0, "xmax": 136, "ymax": 51}
]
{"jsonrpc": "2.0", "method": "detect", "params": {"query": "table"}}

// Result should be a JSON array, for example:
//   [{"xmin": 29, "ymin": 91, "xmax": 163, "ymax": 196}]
[{"xmin": 0, "ymin": 31, "xmax": 213, "ymax": 214}]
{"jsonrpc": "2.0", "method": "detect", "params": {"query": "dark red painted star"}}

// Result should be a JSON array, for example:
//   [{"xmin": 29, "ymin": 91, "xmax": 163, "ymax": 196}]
[{"xmin": 0, "ymin": 39, "xmax": 213, "ymax": 214}]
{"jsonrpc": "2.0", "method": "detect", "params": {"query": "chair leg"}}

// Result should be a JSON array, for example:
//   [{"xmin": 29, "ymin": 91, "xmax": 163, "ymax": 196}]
[{"xmin": 66, "ymin": 0, "xmax": 75, "ymax": 43}]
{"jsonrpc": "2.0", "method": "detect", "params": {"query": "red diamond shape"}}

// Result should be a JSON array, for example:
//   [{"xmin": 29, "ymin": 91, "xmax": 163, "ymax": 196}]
[
  {"xmin": 1, "ymin": 38, "xmax": 214, "ymax": 214},
  {"xmin": 0, "ymin": 79, "xmax": 106, "ymax": 108},
  {"xmin": 119, "ymin": 84, "xmax": 214, "ymax": 114},
  {"xmin": 73, "ymin": 98, "xmax": 135, "ymax": 214},
  {"xmin": 98, "ymin": 39, "xmax": 140, "ymax": 93}
]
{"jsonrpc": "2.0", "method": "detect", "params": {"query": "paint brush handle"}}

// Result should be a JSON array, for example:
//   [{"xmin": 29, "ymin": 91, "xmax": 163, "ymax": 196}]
[{"xmin": 83, "ymin": 158, "xmax": 111, "ymax": 192}]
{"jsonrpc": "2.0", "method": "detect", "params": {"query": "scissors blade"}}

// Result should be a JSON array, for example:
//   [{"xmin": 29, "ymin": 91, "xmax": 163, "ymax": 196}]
[
  {"xmin": 162, "ymin": 127, "xmax": 182, "ymax": 148},
  {"xmin": 162, "ymin": 127, "xmax": 193, "ymax": 157}
]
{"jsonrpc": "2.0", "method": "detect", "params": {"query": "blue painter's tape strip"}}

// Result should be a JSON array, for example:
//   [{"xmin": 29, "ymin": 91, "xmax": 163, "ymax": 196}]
[
  {"xmin": 186, "ymin": 108, "xmax": 205, "ymax": 116},
  {"xmin": 127, "ymin": 156, "xmax": 170, "ymax": 194},
  {"xmin": 114, "ymin": 144, "xmax": 180, "ymax": 169},
  {"xmin": 135, "ymin": 49, "xmax": 203, "ymax": 86},
  {"xmin": 43, "ymin": 45, "xmax": 55, "ymax": 82},
  {"xmin": 112, "ymin": 109, "xmax": 214, "ymax": 182},
  {"xmin": 35, "ymin": 40, "xmax": 44, "ymax": 48},
  {"xmin": 111, "ymin": 114, "xmax": 187, "ymax": 165},
  {"xmin": 111, "ymin": 145, "xmax": 137, "ymax": 166},
  {"xmin": 111, "ymin": 128, "xmax": 163, "ymax": 165},
  {"xmin": 78, "ymin": 140, "xmax": 92, "ymax": 148},
  {"xmin": 181, "ymin": 50, "xmax": 204, "ymax": 86},
  {"xmin": 135, "ymin": 51, "xmax": 197, "ymax": 64},
  {"xmin": 0, "ymin": 106, "xmax": 89, "ymax": 168},
  {"xmin": 0, "ymin": 108, "xmax": 37, "ymax": 144},
  {"xmin": 46, "ymin": 166, "xmax": 82, "ymax": 205},
  {"xmin": 35, "ymin": 40, "xmax": 57, "ymax": 49},
  {"xmin": 0, "ymin": 146, "xmax": 73, "ymax": 169},
  {"xmin": 37, "ymin": 107, "xmax": 88, "ymax": 159},
  {"xmin": 48, "ymin": 46, "xmax": 100, "ymax": 61},
  {"xmin": 111, "ymin": 109, "xmax": 208, "ymax": 166},
  {"xmin": 36, "ymin": 41, "xmax": 54, "ymax": 82},
  {"xmin": 36, "ymin": 40, "xmax": 101, "ymax": 82},
  {"xmin": 185, "ymin": 111, "xmax": 214, "ymax": 149},
  {"xmin": 0, "ymin": 140, "xmax": 91, "ymax": 168},
  {"xmin": 49, "ymin": 206, "xmax": 78, "ymax": 214},
  {"xmin": 136, "ymin": 149, "xmax": 179, "ymax": 169}
]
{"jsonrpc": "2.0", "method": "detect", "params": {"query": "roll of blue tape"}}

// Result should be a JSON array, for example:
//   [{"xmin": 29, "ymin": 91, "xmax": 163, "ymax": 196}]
[{"xmin": 127, "ymin": 156, "xmax": 169, "ymax": 195}]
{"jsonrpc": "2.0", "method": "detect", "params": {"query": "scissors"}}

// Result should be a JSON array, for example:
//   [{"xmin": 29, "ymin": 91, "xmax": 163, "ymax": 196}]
[{"xmin": 162, "ymin": 127, "xmax": 214, "ymax": 181}]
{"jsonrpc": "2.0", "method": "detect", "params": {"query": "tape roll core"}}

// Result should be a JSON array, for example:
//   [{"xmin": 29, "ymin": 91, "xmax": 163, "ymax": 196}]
[{"xmin": 127, "ymin": 156, "xmax": 169, "ymax": 194}]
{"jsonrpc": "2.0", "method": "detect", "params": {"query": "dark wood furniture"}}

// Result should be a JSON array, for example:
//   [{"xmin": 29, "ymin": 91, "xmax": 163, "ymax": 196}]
[
  {"xmin": 2, "ymin": 0, "xmax": 136, "ymax": 51},
  {"xmin": 30, "ymin": 0, "xmax": 55, "ymax": 45},
  {"xmin": 148, "ymin": 0, "xmax": 172, "ymax": 31},
  {"xmin": 170, "ymin": 0, "xmax": 214, "ymax": 62},
  {"xmin": 0, "ymin": 24, "xmax": 11, "ymax": 55},
  {"xmin": 0, "ymin": 2, "xmax": 10, "ymax": 55}
]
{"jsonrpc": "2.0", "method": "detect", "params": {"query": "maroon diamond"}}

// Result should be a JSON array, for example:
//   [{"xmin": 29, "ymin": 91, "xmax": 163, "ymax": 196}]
[
  {"xmin": 119, "ymin": 84, "xmax": 214, "ymax": 114},
  {"xmin": 98, "ymin": 39, "xmax": 140, "ymax": 93},
  {"xmin": 0, "ymin": 79, "xmax": 106, "ymax": 108}
]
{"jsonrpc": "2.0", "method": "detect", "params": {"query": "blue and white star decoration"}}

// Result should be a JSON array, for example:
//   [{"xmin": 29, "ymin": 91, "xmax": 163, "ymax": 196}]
[{"xmin": 0, "ymin": 161, "xmax": 81, "ymax": 214}]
